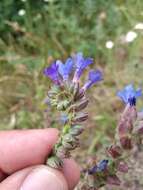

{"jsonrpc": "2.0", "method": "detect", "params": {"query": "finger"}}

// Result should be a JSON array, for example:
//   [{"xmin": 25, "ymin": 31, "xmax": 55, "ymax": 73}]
[
  {"xmin": 0, "ymin": 160, "xmax": 80, "ymax": 190},
  {"xmin": 0, "ymin": 169, "xmax": 7, "ymax": 182},
  {"xmin": 0, "ymin": 129, "xmax": 59, "ymax": 174},
  {"xmin": 0, "ymin": 165, "xmax": 68, "ymax": 190},
  {"xmin": 62, "ymin": 159, "xmax": 80, "ymax": 190}
]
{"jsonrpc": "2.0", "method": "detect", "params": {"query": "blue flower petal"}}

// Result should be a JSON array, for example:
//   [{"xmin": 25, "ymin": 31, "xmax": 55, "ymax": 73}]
[
  {"xmin": 97, "ymin": 159, "xmax": 108, "ymax": 172},
  {"xmin": 73, "ymin": 52, "xmax": 93, "ymax": 82},
  {"xmin": 75, "ymin": 52, "xmax": 84, "ymax": 69},
  {"xmin": 88, "ymin": 165, "xmax": 98, "ymax": 175},
  {"xmin": 88, "ymin": 159, "xmax": 108, "ymax": 175},
  {"xmin": 60, "ymin": 113, "xmax": 68, "ymax": 124},
  {"xmin": 117, "ymin": 91, "xmax": 128, "ymax": 104},
  {"xmin": 82, "ymin": 70, "xmax": 103, "ymax": 90},
  {"xmin": 57, "ymin": 58, "xmax": 73, "ymax": 80},
  {"xmin": 135, "ymin": 89, "xmax": 142, "ymax": 98},
  {"xmin": 89, "ymin": 70, "xmax": 103, "ymax": 83},
  {"xmin": 117, "ymin": 84, "xmax": 142, "ymax": 106},
  {"xmin": 43, "ymin": 62, "xmax": 60, "ymax": 85}
]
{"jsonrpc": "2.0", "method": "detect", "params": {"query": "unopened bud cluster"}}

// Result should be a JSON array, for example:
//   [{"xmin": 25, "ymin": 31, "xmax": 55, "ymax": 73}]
[{"xmin": 47, "ymin": 83, "xmax": 87, "ymax": 168}]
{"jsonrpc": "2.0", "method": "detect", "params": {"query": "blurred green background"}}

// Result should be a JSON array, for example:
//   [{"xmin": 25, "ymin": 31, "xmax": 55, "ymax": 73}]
[{"xmin": 0, "ymin": 0, "xmax": 143, "ymax": 155}]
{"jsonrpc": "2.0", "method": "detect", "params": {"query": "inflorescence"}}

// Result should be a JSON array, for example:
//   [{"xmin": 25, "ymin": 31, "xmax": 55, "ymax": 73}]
[
  {"xmin": 79, "ymin": 84, "xmax": 142, "ymax": 190},
  {"xmin": 43, "ymin": 53, "xmax": 143, "ymax": 190},
  {"xmin": 44, "ymin": 52, "xmax": 102, "ymax": 169}
]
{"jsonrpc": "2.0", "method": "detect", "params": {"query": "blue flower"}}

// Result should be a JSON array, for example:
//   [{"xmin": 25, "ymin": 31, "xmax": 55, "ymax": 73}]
[
  {"xmin": 43, "ymin": 62, "xmax": 60, "ymax": 85},
  {"xmin": 88, "ymin": 159, "xmax": 108, "ymax": 175},
  {"xmin": 73, "ymin": 52, "xmax": 93, "ymax": 82},
  {"xmin": 117, "ymin": 84, "xmax": 142, "ymax": 106},
  {"xmin": 57, "ymin": 58, "xmax": 73, "ymax": 81},
  {"xmin": 60, "ymin": 113, "xmax": 68, "ymax": 124},
  {"xmin": 82, "ymin": 70, "xmax": 103, "ymax": 91}
]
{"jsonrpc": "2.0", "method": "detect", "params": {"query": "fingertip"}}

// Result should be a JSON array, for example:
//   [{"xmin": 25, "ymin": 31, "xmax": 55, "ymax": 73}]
[
  {"xmin": 20, "ymin": 165, "xmax": 68, "ymax": 190},
  {"xmin": 0, "ymin": 169, "xmax": 7, "ymax": 182},
  {"xmin": 0, "ymin": 159, "xmax": 80, "ymax": 190},
  {"xmin": 0, "ymin": 128, "xmax": 59, "ymax": 173},
  {"xmin": 44, "ymin": 128, "xmax": 59, "ymax": 143},
  {"xmin": 62, "ymin": 159, "xmax": 80, "ymax": 190}
]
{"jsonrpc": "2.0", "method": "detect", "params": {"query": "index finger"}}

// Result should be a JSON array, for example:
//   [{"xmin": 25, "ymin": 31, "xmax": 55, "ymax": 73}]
[{"xmin": 0, "ymin": 129, "xmax": 59, "ymax": 174}]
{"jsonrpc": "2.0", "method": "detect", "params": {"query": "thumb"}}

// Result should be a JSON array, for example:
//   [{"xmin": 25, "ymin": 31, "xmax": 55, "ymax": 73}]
[
  {"xmin": 0, "ymin": 165, "xmax": 68, "ymax": 190},
  {"xmin": 20, "ymin": 166, "xmax": 68, "ymax": 190}
]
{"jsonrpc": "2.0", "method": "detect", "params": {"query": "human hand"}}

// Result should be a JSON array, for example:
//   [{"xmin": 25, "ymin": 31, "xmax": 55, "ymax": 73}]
[{"xmin": 0, "ymin": 128, "xmax": 80, "ymax": 190}]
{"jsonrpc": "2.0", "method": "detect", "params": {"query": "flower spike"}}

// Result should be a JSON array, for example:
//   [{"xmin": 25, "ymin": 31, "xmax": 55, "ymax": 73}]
[{"xmin": 117, "ymin": 84, "xmax": 142, "ymax": 106}]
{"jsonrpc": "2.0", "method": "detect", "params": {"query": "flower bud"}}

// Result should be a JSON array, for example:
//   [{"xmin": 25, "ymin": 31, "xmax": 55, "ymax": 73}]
[
  {"xmin": 48, "ymin": 85, "xmax": 59, "ymax": 96},
  {"xmin": 74, "ymin": 89, "xmax": 85, "ymax": 101},
  {"xmin": 69, "ymin": 125, "xmax": 84, "ymax": 136},
  {"xmin": 62, "ymin": 140, "xmax": 79, "ymax": 150},
  {"xmin": 75, "ymin": 99, "xmax": 89, "ymax": 112},
  {"xmin": 50, "ymin": 99, "xmax": 58, "ymax": 106},
  {"xmin": 118, "ymin": 104, "xmax": 137, "ymax": 150},
  {"xmin": 57, "ymin": 100, "xmax": 70, "ymax": 110},
  {"xmin": 73, "ymin": 82, "xmax": 80, "ymax": 97},
  {"xmin": 63, "ymin": 134, "xmax": 76, "ymax": 143},
  {"xmin": 117, "ymin": 162, "xmax": 128, "ymax": 173},
  {"xmin": 69, "ymin": 99, "xmax": 89, "ymax": 112},
  {"xmin": 107, "ymin": 175, "xmax": 121, "ymax": 186},
  {"xmin": 118, "ymin": 106, "xmax": 135, "ymax": 135},
  {"xmin": 55, "ymin": 146, "xmax": 66, "ymax": 158},
  {"xmin": 107, "ymin": 145, "xmax": 122, "ymax": 158},
  {"xmin": 136, "ymin": 126, "xmax": 143, "ymax": 134},
  {"xmin": 47, "ymin": 156, "xmax": 63, "ymax": 169},
  {"xmin": 73, "ymin": 113, "xmax": 88, "ymax": 123},
  {"xmin": 120, "ymin": 136, "xmax": 132, "ymax": 149}
]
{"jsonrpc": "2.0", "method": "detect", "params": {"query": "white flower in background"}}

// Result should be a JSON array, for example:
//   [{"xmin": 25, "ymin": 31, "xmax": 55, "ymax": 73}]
[
  {"xmin": 105, "ymin": 41, "xmax": 114, "ymax": 49},
  {"xmin": 125, "ymin": 31, "xmax": 137, "ymax": 42},
  {"xmin": 134, "ymin": 23, "xmax": 143, "ymax": 30},
  {"xmin": 18, "ymin": 9, "xmax": 26, "ymax": 16},
  {"xmin": 21, "ymin": 0, "xmax": 27, "ymax": 2}
]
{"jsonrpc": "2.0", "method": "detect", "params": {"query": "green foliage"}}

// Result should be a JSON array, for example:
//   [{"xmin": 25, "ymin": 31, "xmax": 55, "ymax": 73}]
[{"xmin": 0, "ymin": 0, "xmax": 143, "ymax": 57}]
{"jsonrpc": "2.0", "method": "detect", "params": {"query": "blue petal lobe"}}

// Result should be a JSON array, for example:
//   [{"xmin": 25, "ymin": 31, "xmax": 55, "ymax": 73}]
[
  {"xmin": 89, "ymin": 70, "xmax": 103, "ymax": 82},
  {"xmin": 43, "ymin": 62, "xmax": 60, "ymax": 84},
  {"xmin": 57, "ymin": 58, "xmax": 73, "ymax": 80},
  {"xmin": 117, "ymin": 84, "xmax": 142, "ymax": 105},
  {"xmin": 73, "ymin": 52, "xmax": 93, "ymax": 81}
]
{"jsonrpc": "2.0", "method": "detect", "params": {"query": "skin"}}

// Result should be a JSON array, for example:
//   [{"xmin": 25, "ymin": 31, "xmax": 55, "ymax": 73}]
[{"xmin": 0, "ymin": 128, "xmax": 80, "ymax": 190}]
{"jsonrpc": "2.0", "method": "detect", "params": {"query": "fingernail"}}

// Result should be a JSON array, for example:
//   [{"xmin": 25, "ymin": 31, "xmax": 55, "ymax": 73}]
[{"xmin": 20, "ymin": 166, "xmax": 68, "ymax": 190}]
